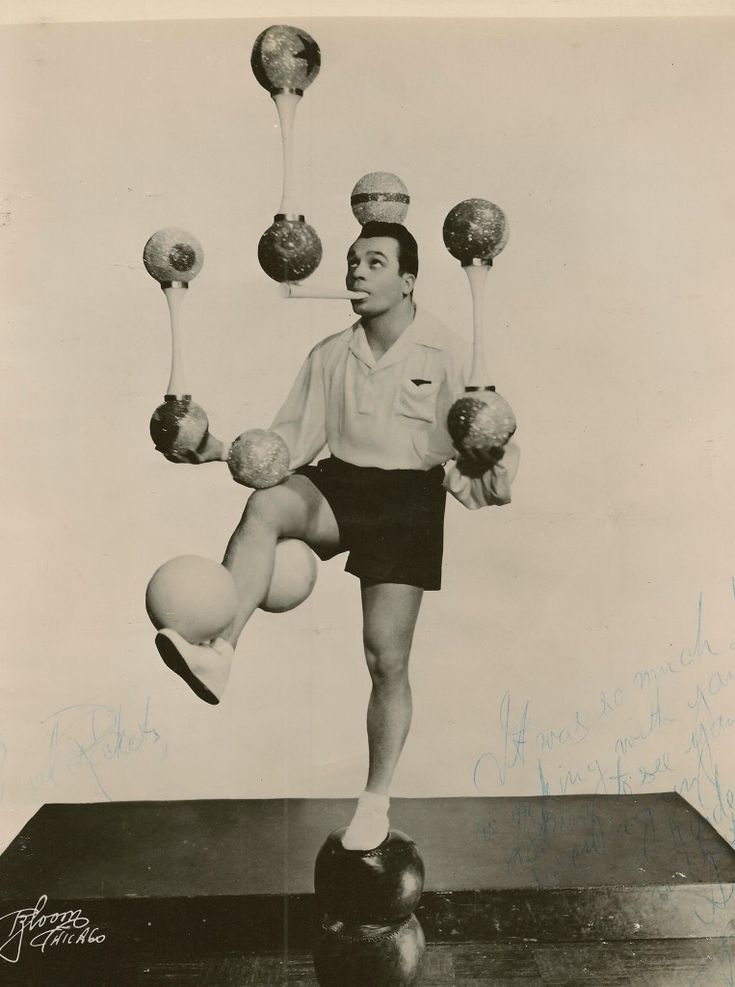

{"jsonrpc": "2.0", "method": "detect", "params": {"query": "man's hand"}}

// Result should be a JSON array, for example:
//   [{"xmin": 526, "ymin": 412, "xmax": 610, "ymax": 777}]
[
  {"xmin": 158, "ymin": 431, "xmax": 226, "ymax": 465},
  {"xmin": 456, "ymin": 444, "xmax": 506, "ymax": 479}
]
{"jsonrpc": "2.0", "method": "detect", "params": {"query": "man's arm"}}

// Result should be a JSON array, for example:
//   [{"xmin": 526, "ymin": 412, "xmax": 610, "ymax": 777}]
[
  {"xmin": 157, "ymin": 343, "xmax": 329, "ymax": 471},
  {"xmin": 269, "ymin": 344, "xmax": 329, "ymax": 469}
]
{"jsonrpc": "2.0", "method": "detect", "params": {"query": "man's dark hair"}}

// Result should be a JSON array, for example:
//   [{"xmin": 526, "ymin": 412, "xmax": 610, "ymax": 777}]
[{"xmin": 358, "ymin": 221, "xmax": 419, "ymax": 279}]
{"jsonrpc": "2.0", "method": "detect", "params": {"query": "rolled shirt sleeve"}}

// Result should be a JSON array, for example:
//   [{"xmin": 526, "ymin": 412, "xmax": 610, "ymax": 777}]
[{"xmin": 269, "ymin": 345, "xmax": 328, "ymax": 470}]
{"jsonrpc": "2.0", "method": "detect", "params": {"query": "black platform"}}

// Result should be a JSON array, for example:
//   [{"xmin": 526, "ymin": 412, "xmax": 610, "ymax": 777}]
[{"xmin": 1, "ymin": 792, "xmax": 734, "ymax": 965}]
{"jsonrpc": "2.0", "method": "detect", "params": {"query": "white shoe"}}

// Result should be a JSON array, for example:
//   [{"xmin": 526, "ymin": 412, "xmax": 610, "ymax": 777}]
[
  {"xmin": 155, "ymin": 628, "xmax": 234, "ymax": 704},
  {"xmin": 341, "ymin": 793, "xmax": 390, "ymax": 851}
]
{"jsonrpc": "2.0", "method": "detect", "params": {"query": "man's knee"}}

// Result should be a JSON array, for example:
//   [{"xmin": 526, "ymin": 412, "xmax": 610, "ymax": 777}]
[
  {"xmin": 241, "ymin": 487, "xmax": 285, "ymax": 531},
  {"xmin": 364, "ymin": 638, "xmax": 411, "ymax": 683}
]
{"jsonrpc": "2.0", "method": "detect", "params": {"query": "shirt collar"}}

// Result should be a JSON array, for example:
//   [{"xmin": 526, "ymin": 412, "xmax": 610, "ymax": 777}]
[{"xmin": 348, "ymin": 306, "xmax": 445, "ymax": 369}]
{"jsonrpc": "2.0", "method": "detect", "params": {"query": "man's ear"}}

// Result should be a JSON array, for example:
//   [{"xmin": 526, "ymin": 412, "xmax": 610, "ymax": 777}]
[{"xmin": 402, "ymin": 272, "xmax": 416, "ymax": 296}]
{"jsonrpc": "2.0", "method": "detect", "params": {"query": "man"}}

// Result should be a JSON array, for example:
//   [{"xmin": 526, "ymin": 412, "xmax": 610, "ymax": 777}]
[{"xmin": 155, "ymin": 221, "xmax": 520, "ymax": 850}]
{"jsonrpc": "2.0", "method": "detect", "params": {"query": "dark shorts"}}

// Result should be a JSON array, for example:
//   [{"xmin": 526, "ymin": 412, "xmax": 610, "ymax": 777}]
[{"xmin": 293, "ymin": 457, "xmax": 447, "ymax": 591}]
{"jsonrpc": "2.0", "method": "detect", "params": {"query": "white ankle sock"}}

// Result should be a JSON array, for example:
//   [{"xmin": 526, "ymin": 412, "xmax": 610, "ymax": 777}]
[{"xmin": 341, "ymin": 791, "xmax": 390, "ymax": 851}]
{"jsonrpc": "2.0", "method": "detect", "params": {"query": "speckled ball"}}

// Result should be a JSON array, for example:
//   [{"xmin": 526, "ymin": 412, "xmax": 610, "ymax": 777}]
[
  {"xmin": 257, "ymin": 218, "xmax": 323, "ymax": 283},
  {"xmin": 150, "ymin": 396, "xmax": 209, "ymax": 455},
  {"xmin": 227, "ymin": 429, "xmax": 290, "ymax": 489},
  {"xmin": 447, "ymin": 391, "xmax": 516, "ymax": 454},
  {"xmin": 143, "ymin": 228, "xmax": 204, "ymax": 284},
  {"xmin": 251, "ymin": 25, "xmax": 321, "ymax": 94},
  {"xmin": 442, "ymin": 199, "xmax": 509, "ymax": 265},
  {"xmin": 351, "ymin": 172, "xmax": 410, "ymax": 225}
]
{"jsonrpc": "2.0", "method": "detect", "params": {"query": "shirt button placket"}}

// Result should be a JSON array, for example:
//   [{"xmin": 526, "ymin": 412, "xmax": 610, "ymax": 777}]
[{"xmin": 358, "ymin": 370, "xmax": 376, "ymax": 415}]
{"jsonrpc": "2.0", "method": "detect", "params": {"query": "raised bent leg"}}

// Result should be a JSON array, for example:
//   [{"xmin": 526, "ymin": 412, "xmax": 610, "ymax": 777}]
[
  {"xmin": 156, "ymin": 474, "xmax": 338, "ymax": 703},
  {"xmin": 342, "ymin": 581, "xmax": 423, "ymax": 850},
  {"xmin": 221, "ymin": 474, "xmax": 340, "ymax": 648}
]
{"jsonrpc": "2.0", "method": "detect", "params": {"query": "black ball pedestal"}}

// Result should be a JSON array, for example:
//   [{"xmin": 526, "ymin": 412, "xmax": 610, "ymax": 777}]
[{"xmin": 312, "ymin": 828, "xmax": 426, "ymax": 986}]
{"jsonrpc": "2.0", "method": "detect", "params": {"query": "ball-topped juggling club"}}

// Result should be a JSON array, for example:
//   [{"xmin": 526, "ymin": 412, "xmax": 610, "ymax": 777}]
[
  {"xmin": 351, "ymin": 172, "xmax": 410, "ymax": 225},
  {"xmin": 144, "ymin": 227, "xmax": 204, "ymax": 397},
  {"xmin": 251, "ymin": 25, "xmax": 320, "ymax": 217},
  {"xmin": 252, "ymin": 26, "xmax": 323, "ymax": 284},
  {"xmin": 144, "ymin": 228, "xmax": 210, "ymax": 456},
  {"xmin": 251, "ymin": 24, "xmax": 321, "ymax": 100},
  {"xmin": 442, "ymin": 199, "xmax": 516, "ymax": 459}
]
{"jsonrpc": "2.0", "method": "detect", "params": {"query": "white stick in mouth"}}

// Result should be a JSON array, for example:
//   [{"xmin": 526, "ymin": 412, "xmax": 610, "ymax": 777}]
[{"xmin": 277, "ymin": 283, "xmax": 369, "ymax": 300}]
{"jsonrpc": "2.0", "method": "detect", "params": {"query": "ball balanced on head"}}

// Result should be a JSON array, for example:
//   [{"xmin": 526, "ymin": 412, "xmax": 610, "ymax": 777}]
[
  {"xmin": 252, "ymin": 25, "xmax": 324, "ymax": 284},
  {"xmin": 350, "ymin": 172, "xmax": 410, "ymax": 225},
  {"xmin": 442, "ymin": 198, "xmax": 516, "ymax": 463},
  {"xmin": 144, "ymin": 227, "xmax": 211, "ymax": 458}
]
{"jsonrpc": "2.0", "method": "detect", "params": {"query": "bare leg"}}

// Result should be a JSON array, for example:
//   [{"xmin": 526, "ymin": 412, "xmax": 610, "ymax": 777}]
[
  {"xmin": 342, "ymin": 581, "xmax": 423, "ymax": 849},
  {"xmin": 221, "ymin": 474, "xmax": 339, "ymax": 648},
  {"xmin": 156, "ymin": 474, "xmax": 338, "ymax": 703},
  {"xmin": 362, "ymin": 581, "xmax": 423, "ymax": 793}
]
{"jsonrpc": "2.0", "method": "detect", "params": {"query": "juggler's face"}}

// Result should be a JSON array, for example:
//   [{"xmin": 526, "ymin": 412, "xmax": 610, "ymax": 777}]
[{"xmin": 346, "ymin": 236, "xmax": 415, "ymax": 318}]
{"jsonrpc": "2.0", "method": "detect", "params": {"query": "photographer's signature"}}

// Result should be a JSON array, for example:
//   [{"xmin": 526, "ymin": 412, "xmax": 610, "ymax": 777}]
[{"xmin": 0, "ymin": 895, "xmax": 105, "ymax": 963}]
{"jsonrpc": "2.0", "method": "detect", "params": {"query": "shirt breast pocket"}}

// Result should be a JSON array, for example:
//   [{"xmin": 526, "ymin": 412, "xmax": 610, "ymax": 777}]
[{"xmin": 397, "ymin": 377, "xmax": 441, "ymax": 424}]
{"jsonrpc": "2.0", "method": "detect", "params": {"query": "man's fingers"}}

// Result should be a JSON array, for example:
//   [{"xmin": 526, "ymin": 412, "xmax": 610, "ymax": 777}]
[
  {"xmin": 157, "ymin": 448, "xmax": 188, "ymax": 464},
  {"xmin": 462, "ymin": 446, "xmax": 505, "ymax": 465}
]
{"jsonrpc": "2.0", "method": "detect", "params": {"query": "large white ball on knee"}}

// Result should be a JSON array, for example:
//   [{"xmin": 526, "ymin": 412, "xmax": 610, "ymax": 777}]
[
  {"xmin": 145, "ymin": 555, "xmax": 238, "ymax": 642},
  {"xmin": 260, "ymin": 538, "xmax": 318, "ymax": 613}
]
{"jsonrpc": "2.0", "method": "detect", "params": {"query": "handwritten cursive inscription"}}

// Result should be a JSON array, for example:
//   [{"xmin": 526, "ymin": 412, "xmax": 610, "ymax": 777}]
[{"xmin": 0, "ymin": 895, "xmax": 105, "ymax": 964}]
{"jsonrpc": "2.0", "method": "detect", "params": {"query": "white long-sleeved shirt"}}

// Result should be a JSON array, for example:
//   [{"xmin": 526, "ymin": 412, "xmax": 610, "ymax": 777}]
[{"xmin": 270, "ymin": 306, "xmax": 519, "ymax": 509}]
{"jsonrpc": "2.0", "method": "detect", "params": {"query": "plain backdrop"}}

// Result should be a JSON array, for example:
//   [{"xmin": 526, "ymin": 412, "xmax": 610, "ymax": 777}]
[{"xmin": 1, "ymin": 12, "xmax": 734, "ymax": 855}]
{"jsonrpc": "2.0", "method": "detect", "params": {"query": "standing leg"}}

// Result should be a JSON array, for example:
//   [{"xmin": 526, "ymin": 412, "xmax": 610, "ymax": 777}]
[{"xmin": 341, "ymin": 581, "xmax": 423, "ymax": 850}]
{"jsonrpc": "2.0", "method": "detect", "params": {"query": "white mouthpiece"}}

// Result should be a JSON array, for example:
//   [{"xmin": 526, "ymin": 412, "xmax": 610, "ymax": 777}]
[{"xmin": 278, "ymin": 283, "xmax": 368, "ymax": 300}]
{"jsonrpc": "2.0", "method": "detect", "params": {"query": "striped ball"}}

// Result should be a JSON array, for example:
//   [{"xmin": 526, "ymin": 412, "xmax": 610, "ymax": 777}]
[{"xmin": 351, "ymin": 172, "xmax": 410, "ymax": 225}]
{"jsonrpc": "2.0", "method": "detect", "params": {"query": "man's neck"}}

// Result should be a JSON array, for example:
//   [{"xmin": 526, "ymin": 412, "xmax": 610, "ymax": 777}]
[{"xmin": 362, "ymin": 297, "xmax": 416, "ymax": 359}]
